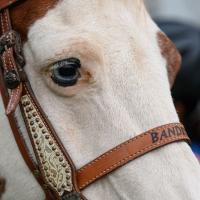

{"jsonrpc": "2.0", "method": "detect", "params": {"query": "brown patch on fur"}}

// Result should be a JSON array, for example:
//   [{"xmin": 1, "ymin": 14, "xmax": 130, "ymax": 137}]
[
  {"xmin": 0, "ymin": 177, "xmax": 6, "ymax": 199},
  {"xmin": 79, "ymin": 70, "xmax": 92, "ymax": 84},
  {"xmin": 157, "ymin": 31, "xmax": 182, "ymax": 88},
  {"xmin": 10, "ymin": 0, "xmax": 58, "ymax": 41}
]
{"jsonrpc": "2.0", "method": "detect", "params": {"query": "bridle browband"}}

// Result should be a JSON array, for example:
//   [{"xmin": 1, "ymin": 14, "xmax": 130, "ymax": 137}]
[{"xmin": 0, "ymin": 1, "xmax": 190, "ymax": 200}]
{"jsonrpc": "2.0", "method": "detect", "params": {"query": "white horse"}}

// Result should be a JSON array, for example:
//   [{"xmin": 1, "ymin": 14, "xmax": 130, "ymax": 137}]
[{"xmin": 1, "ymin": 0, "xmax": 200, "ymax": 199}]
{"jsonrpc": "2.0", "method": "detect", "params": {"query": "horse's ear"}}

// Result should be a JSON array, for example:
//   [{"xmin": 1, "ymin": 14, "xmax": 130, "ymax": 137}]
[{"xmin": 157, "ymin": 32, "xmax": 182, "ymax": 88}]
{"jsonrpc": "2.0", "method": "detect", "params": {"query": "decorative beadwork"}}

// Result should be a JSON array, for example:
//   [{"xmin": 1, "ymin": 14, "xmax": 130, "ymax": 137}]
[{"xmin": 21, "ymin": 95, "xmax": 73, "ymax": 196}]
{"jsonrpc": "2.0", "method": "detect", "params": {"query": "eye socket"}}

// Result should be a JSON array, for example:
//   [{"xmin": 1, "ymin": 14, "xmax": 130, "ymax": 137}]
[{"xmin": 51, "ymin": 58, "xmax": 81, "ymax": 87}]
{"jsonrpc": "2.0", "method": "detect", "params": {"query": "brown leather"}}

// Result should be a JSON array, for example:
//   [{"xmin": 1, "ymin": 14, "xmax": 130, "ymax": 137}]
[
  {"xmin": 0, "ymin": 9, "xmax": 22, "ymax": 115},
  {"xmin": 5, "ymin": 84, "xmax": 22, "ymax": 114},
  {"xmin": 77, "ymin": 123, "xmax": 190, "ymax": 190},
  {"xmin": 0, "ymin": 0, "xmax": 18, "ymax": 10}
]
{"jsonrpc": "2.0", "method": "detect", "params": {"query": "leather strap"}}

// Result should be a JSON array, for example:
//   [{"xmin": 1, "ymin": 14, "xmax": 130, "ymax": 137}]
[
  {"xmin": 0, "ymin": 0, "xmax": 19, "ymax": 10},
  {"xmin": 77, "ymin": 123, "xmax": 190, "ymax": 190},
  {"xmin": 0, "ymin": 9, "xmax": 23, "ymax": 115},
  {"xmin": 20, "ymin": 82, "xmax": 87, "ymax": 200}
]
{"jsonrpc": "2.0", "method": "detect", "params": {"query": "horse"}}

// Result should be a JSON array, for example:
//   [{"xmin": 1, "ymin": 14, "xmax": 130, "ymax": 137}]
[{"xmin": 0, "ymin": 0, "xmax": 200, "ymax": 199}]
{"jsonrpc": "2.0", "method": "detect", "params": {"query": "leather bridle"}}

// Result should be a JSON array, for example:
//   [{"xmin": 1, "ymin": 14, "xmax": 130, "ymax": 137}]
[{"xmin": 0, "ymin": 1, "xmax": 190, "ymax": 200}]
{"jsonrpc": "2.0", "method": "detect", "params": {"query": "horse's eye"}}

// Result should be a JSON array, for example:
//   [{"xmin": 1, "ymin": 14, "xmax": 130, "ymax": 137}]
[{"xmin": 51, "ymin": 58, "xmax": 81, "ymax": 87}]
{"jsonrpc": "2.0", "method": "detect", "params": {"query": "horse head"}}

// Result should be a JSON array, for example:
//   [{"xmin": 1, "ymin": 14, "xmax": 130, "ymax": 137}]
[{"xmin": 0, "ymin": 0, "xmax": 200, "ymax": 199}]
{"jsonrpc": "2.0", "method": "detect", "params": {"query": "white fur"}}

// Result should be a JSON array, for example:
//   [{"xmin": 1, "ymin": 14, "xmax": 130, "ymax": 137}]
[{"xmin": 1, "ymin": 1, "xmax": 200, "ymax": 199}]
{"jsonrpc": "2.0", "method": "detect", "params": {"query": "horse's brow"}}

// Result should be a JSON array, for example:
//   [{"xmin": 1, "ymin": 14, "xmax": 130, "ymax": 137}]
[{"xmin": 28, "ymin": 36, "xmax": 103, "ymax": 71}]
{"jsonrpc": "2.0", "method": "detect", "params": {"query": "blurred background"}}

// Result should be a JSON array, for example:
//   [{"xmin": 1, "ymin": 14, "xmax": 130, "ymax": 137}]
[
  {"xmin": 145, "ymin": 0, "xmax": 200, "ymax": 160},
  {"xmin": 145, "ymin": 0, "xmax": 200, "ymax": 27}
]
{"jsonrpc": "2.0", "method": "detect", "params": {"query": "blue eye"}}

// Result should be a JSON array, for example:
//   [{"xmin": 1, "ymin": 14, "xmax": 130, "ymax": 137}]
[{"xmin": 51, "ymin": 58, "xmax": 81, "ymax": 87}]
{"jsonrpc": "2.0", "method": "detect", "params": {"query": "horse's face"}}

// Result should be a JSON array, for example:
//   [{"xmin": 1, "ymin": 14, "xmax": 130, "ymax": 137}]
[{"xmin": 11, "ymin": 0, "xmax": 181, "ymax": 166}]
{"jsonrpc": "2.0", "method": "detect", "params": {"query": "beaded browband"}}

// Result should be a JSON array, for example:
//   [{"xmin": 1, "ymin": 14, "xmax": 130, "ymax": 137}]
[{"xmin": 0, "ymin": 1, "xmax": 190, "ymax": 200}]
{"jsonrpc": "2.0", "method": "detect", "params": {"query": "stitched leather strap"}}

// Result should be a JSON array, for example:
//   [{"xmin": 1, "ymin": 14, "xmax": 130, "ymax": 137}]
[
  {"xmin": 0, "ymin": 9, "xmax": 23, "ymax": 115},
  {"xmin": 20, "ymin": 82, "xmax": 87, "ymax": 200},
  {"xmin": 77, "ymin": 123, "xmax": 190, "ymax": 189}
]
